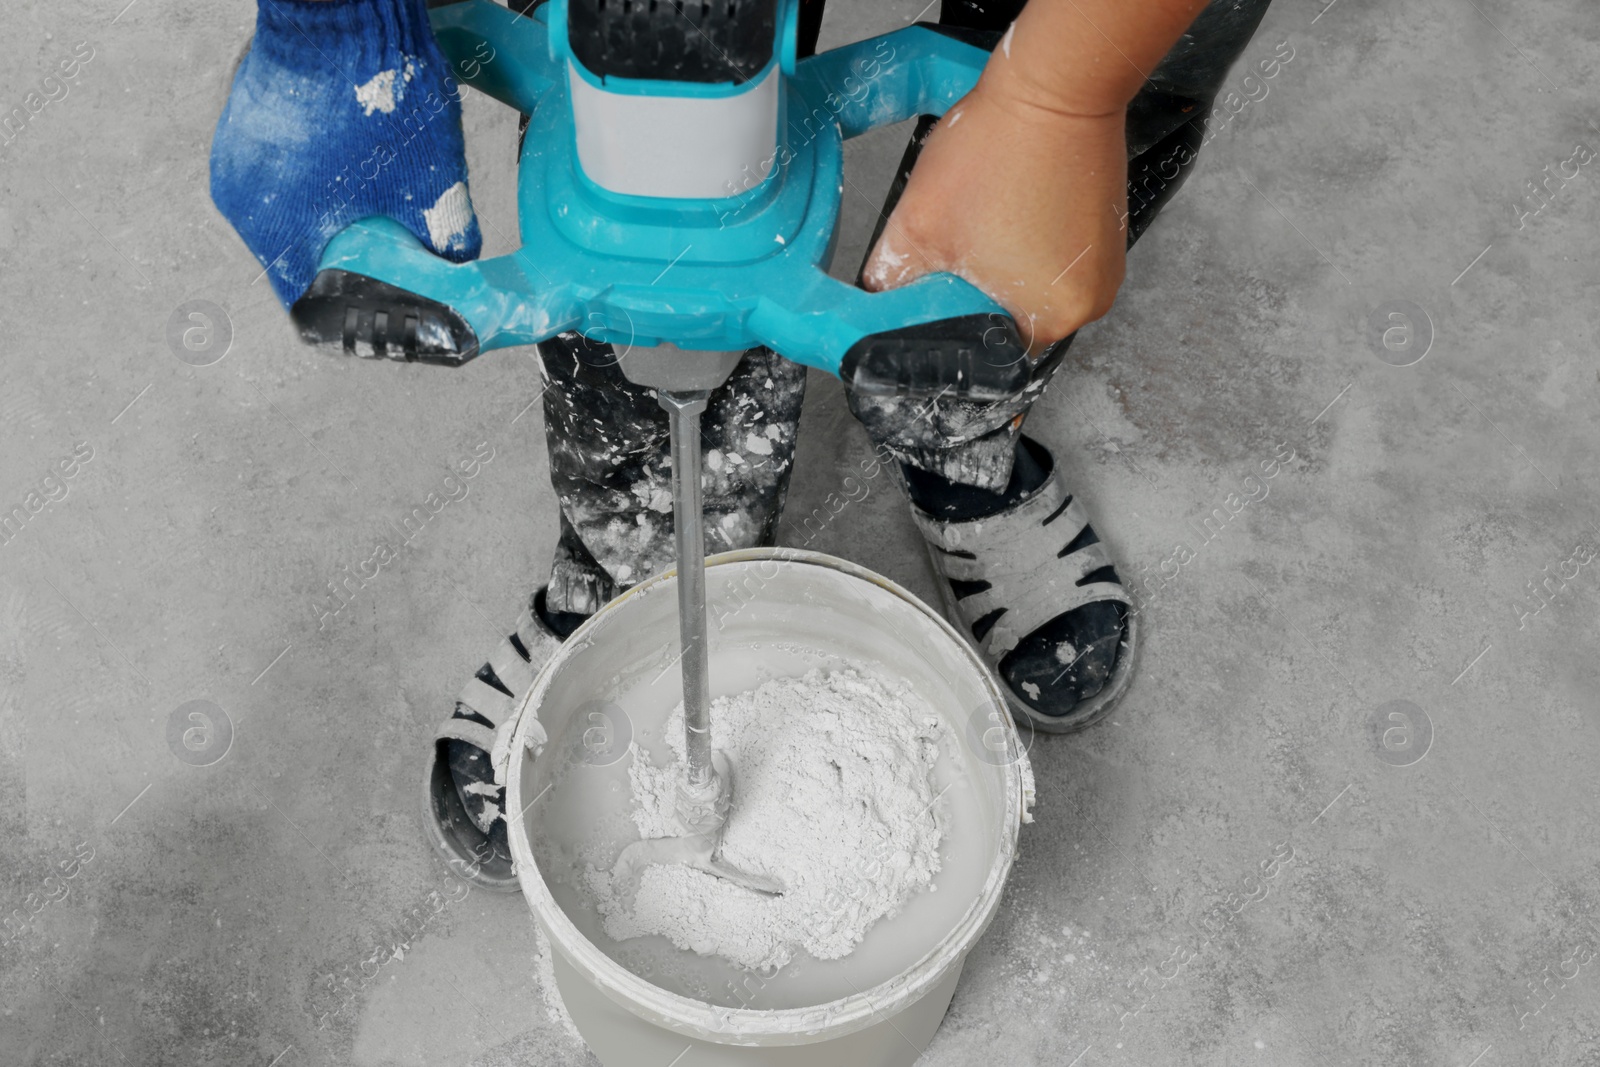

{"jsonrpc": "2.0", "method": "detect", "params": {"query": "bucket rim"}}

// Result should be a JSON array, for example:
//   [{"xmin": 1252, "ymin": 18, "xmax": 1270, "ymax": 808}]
[{"xmin": 506, "ymin": 547, "xmax": 1025, "ymax": 1044}]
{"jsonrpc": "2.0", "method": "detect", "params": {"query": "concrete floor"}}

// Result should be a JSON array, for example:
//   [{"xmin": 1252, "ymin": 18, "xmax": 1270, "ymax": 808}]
[{"xmin": 5, "ymin": 0, "xmax": 1600, "ymax": 1063}]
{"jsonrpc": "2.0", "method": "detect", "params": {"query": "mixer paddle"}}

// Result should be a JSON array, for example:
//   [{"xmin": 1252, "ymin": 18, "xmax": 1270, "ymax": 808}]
[{"xmin": 610, "ymin": 386, "xmax": 784, "ymax": 901}]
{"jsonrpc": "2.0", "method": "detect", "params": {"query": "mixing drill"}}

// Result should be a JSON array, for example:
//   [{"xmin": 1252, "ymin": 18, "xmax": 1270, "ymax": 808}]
[{"xmin": 291, "ymin": 0, "xmax": 1030, "ymax": 887}]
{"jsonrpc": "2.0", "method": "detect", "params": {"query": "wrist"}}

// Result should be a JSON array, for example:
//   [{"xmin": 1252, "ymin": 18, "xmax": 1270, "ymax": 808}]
[
  {"xmin": 255, "ymin": 0, "xmax": 435, "ymax": 66},
  {"xmin": 978, "ymin": 58, "xmax": 1130, "ymax": 123},
  {"xmin": 977, "ymin": 0, "xmax": 1207, "ymax": 121}
]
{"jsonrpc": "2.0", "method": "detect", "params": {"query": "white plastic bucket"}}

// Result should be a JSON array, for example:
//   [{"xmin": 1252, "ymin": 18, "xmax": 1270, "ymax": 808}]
[{"xmin": 505, "ymin": 548, "xmax": 1027, "ymax": 1065}]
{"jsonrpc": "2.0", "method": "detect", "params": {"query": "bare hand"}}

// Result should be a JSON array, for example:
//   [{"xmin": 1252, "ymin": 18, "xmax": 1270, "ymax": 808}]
[{"xmin": 860, "ymin": 66, "xmax": 1131, "ymax": 355}]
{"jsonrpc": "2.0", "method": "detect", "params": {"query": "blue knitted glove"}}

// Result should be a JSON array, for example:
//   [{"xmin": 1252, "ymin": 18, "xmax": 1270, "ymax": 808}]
[{"xmin": 210, "ymin": 0, "xmax": 482, "ymax": 308}]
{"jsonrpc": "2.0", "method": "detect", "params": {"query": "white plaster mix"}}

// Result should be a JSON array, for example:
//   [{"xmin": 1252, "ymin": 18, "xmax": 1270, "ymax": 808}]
[
  {"xmin": 354, "ymin": 68, "xmax": 399, "ymax": 116},
  {"xmin": 588, "ymin": 669, "xmax": 946, "ymax": 971},
  {"xmin": 423, "ymin": 181, "xmax": 475, "ymax": 253}
]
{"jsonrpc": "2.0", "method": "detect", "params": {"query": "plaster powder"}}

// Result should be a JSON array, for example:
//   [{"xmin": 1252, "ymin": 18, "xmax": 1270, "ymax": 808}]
[
  {"xmin": 589, "ymin": 669, "xmax": 946, "ymax": 972},
  {"xmin": 353, "ymin": 68, "xmax": 398, "ymax": 116}
]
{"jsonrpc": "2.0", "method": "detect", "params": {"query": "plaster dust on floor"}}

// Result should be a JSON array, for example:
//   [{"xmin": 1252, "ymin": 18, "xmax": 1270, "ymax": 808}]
[{"xmin": 585, "ymin": 669, "xmax": 948, "ymax": 972}]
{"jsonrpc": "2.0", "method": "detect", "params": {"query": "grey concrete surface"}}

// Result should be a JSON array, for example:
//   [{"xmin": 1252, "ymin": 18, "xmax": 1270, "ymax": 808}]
[{"xmin": 4, "ymin": 0, "xmax": 1600, "ymax": 1064}]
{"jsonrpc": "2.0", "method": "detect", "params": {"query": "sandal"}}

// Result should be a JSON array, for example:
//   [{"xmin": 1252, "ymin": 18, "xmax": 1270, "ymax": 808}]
[
  {"xmin": 909, "ymin": 439, "xmax": 1139, "ymax": 734},
  {"xmin": 422, "ymin": 589, "xmax": 565, "ymax": 891}
]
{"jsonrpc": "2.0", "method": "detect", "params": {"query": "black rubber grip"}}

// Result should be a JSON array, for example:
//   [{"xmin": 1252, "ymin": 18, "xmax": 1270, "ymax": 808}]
[
  {"xmin": 839, "ymin": 313, "xmax": 1031, "ymax": 404},
  {"xmin": 568, "ymin": 0, "xmax": 779, "ymax": 84},
  {"xmin": 290, "ymin": 269, "xmax": 480, "ymax": 366}
]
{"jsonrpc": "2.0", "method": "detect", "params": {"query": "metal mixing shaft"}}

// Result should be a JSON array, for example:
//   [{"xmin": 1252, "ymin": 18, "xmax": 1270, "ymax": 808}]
[
  {"xmin": 616, "ymin": 342, "xmax": 746, "ymax": 797},
  {"xmin": 607, "ymin": 344, "xmax": 782, "ymax": 898},
  {"xmin": 659, "ymin": 389, "xmax": 715, "ymax": 793}
]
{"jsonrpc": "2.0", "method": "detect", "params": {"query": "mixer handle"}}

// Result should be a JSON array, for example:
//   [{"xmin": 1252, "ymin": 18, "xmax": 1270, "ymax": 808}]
[
  {"xmin": 292, "ymin": 268, "xmax": 482, "ymax": 366},
  {"xmin": 828, "ymin": 23, "xmax": 1027, "ymax": 405},
  {"xmin": 839, "ymin": 313, "xmax": 1031, "ymax": 404},
  {"xmin": 286, "ymin": 0, "xmax": 1033, "ymax": 406}
]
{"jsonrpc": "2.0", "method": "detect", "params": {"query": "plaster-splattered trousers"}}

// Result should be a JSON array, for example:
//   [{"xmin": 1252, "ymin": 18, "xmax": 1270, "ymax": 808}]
[{"xmin": 534, "ymin": 0, "xmax": 1277, "ymax": 617}]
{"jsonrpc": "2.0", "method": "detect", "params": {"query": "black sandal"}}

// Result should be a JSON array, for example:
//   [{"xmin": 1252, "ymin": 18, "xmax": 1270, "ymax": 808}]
[
  {"xmin": 422, "ymin": 589, "xmax": 563, "ymax": 891},
  {"xmin": 910, "ymin": 439, "xmax": 1139, "ymax": 733}
]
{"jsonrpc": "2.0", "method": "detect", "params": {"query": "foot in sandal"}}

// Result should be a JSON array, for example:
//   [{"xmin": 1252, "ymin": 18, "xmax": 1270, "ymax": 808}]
[
  {"xmin": 423, "ymin": 588, "xmax": 586, "ymax": 890},
  {"xmin": 903, "ymin": 435, "xmax": 1137, "ymax": 734}
]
